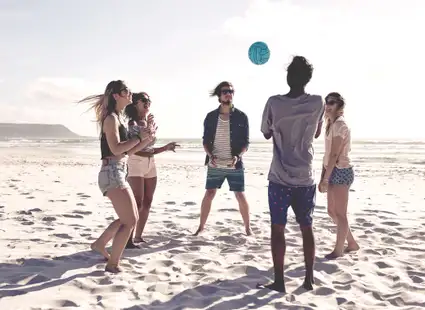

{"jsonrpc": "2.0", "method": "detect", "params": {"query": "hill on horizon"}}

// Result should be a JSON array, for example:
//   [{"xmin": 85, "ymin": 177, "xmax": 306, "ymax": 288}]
[{"xmin": 0, "ymin": 123, "xmax": 81, "ymax": 139}]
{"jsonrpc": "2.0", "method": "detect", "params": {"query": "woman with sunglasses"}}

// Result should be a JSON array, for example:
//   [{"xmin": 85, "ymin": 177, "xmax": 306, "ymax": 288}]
[
  {"xmin": 124, "ymin": 92, "xmax": 179, "ymax": 248},
  {"xmin": 78, "ymin": 81, "xmax": 155, "ymax": 273},
  {"xmin": 319, "ymin": 92, "xmax": 359, "ymax": 259}
]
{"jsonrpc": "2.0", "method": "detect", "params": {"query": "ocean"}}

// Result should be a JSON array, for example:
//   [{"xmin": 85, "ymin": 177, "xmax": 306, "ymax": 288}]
[{"xmin": 0, "ymin": 137, "xmax": 424, "ymax": 179}]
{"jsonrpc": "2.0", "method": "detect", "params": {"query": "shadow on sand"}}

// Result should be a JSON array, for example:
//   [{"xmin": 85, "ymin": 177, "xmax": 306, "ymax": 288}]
[{"xmin": 0, "ymin": 237, "xmax": 189, "ymax": 299}]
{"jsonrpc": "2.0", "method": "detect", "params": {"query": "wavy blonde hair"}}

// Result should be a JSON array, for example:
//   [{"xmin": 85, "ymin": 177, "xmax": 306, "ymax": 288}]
[
  {"xmin": 325, "ymin": 92, "xmax": 345, "ymax": 136},
  {"xmin": 78, "ymin": 80, "xmax": 127, "ymax": 131}
]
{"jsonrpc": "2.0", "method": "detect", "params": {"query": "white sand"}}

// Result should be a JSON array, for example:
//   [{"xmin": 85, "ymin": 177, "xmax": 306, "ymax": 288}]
[{"xmin": 0, "ymin": 144, "xmax": 424, "ymax": 310}]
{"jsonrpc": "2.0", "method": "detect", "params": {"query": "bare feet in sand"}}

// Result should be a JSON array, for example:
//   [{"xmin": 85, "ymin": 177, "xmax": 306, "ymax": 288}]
[
  {"xmin": 325, "ymin": 251, "xmax": 343, "ymax": 260},
  {"xmin": 246, "ymin": 227, "xmax": 253, "ymax": 236},
  {"xmin": 133, "ymin": 237, "xmax": 146, "ymax": 243},
  {"xmin": 193, "ymin": 227, "xmax": 203, "ymax": 236},
  {"xmin": 256, "ymin": 282, "xmax": 286, "ymax": 293},
  {"xmin": 345, "ymin": 242, "xmax": 360, "ymax": 253},
  {"xmin": 303, "ymin": 272, "xmax": 314, "ymax": 290},
  {"xmin": 105, "ymin": 263, "xmax": 122, "ymax": 274},
  {"xmin": 91, "ymin": 241, "xmax": 110, "ymax": 260}
]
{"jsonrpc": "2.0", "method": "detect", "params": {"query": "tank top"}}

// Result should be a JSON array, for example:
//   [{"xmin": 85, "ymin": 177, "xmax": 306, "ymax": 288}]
[{"xmin": 100, "ymin": 114, "xmax": 129, "ymax": 159}]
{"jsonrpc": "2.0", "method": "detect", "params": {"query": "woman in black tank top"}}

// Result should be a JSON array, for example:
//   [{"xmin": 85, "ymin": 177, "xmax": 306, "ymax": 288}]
[{"xmin": 79, "ymin": 80, "xmax": 155, "ymax": 273}]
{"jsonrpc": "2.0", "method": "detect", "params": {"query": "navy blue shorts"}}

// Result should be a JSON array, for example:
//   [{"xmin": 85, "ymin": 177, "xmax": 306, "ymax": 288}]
[
  {"xmin": 268, "ymin": 181, "xmax": 316, "ymax": 227},
  {"xmin": 205, "ymin": 167, "xmax": 245, "ymax": 192},
  {"xmin": 329, "ymin": 167, "xmax": 354, "ymax": 186}
]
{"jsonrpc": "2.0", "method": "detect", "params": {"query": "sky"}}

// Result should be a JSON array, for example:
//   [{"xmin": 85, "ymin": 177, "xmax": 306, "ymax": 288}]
[{"xmin": 1, "ymin": 0, "xmax": 424, "ymax": 140}]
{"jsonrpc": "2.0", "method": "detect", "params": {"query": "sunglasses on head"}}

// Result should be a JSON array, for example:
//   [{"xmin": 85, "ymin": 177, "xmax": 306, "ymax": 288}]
[{"xmin": 221, "ymin": 89, "xmax": 234, "ymax": 95}]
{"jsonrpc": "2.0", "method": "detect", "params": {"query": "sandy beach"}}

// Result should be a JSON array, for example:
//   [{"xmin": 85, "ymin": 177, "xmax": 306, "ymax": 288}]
[{"xmin": 0, "ymin": 139, "xmax": 424, "ymax": 310}]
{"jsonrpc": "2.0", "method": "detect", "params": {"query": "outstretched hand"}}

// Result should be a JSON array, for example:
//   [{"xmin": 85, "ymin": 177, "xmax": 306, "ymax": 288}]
[{"xmin": 165, "ymin": 142, "xmax": 180, "ymax": 152}]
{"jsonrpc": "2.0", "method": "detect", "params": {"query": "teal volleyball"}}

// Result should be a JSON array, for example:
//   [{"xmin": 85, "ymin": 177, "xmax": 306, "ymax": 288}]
[{"xmin": 248, "ymin": 41, "xmax": 270, "ymax": 65}]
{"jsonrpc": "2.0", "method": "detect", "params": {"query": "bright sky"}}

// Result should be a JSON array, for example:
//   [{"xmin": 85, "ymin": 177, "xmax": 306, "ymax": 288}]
[{"xmin": 1, "ymin": 0, "xmax": 424, "ymax": 140}]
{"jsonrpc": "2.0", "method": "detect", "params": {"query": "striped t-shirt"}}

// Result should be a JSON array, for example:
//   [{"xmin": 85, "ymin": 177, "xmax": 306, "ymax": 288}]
[{"xmin": 211, "ymin": 116, "xmax": 233, "ymax": 168}]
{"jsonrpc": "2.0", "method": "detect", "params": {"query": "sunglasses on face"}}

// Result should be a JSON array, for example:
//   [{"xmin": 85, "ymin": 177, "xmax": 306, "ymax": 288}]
[
  {"xmin": 221, "ymin": 89, "xmax": 234, "ymax": 95},
  {"xmin": 119, "ymin": 87, "xmax": 131, "ymax": 95},
  {"xmin": 325, "ymin": 100, "xmax": 338, "ymax": 106}
]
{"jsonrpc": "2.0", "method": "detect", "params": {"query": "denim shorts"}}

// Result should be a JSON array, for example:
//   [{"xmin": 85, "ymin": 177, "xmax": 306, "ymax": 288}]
[
  {"xmin": 205, "ymin": 167, "xmax": 245, "ymax": 192},
  {"xmin": 329, "ymin": 167, "xmax": 354, "ymax": 187},
  {"xmin": 98, "ymin": 159, "xmax": 130, "ymax": 196}
]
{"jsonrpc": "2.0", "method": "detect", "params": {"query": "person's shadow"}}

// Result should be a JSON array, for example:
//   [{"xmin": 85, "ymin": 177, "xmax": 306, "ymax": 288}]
[
  {"xmin": 0, "ymin": 250, "xmax": 105, "ymax": 298},
  {"xmin": 0, "ymin": 237, "xmax": 189, "ymax": 299},
  {"xmin": 121, "ymin": 265, "xmax": 322, "ymax": 310}
]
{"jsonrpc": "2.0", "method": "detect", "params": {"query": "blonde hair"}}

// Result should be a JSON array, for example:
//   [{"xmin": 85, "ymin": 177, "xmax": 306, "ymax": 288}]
[{"xmin": 78, "ymin": 80, "xmax": 126, "ymax": 130}]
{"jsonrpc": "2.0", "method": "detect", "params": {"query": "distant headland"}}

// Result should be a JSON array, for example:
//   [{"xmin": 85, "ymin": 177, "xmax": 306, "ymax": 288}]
[{"xmin": 0, "ymin": 123, "xmax": 81, "ymax": 139}]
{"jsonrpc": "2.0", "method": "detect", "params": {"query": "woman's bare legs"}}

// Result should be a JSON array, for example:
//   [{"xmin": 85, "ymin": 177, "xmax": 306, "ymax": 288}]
[
  {"xmin": 134, "ymin": 177, "xmax": 157, "ymax": 241},
  {"xmin": 91, "ymin": 219, "xmax": 121, "ymax": 260},
  {"xmin": 127, "ymin": 176, "xmax": 144, "ymax": 246},
  {"xmin": 326, "ymin": 185, "xmax": 359, "ymax": 259},
  {"xmin": 103, "ymin": 187, "xmax": 138, "ymax": 272}
]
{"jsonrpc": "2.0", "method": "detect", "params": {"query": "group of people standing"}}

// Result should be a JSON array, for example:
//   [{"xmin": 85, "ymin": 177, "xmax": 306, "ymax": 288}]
[{"xmin": 80, "ymin": 55, "xmax": 359, "ymax": 293}]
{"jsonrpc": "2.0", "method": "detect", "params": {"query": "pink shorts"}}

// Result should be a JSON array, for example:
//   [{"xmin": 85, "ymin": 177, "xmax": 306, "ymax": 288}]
[{"xmin": 127, "ymin": 155, "xmax": 157, "ymax": 178}]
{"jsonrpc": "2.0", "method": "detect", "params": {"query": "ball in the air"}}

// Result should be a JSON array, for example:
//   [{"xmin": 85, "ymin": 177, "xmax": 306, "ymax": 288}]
[{"xmin": 248, "ymin": 41, "xmax": 270, "ymax": 65}]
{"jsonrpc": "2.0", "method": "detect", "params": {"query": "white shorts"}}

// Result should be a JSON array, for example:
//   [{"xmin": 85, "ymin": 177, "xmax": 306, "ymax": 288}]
[{"xmin": 127, "ymin": 155, "xmax": 157, "ymax": 178}]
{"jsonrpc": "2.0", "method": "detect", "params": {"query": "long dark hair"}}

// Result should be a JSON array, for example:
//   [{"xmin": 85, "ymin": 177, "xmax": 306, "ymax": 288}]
[
  {"xmin": 124, "ymin": 102, "xmax": 140, "ymax": 125},
  {"xmin": 78, "ymin": 80, "xmax": 127, "ymax": 128},
  {"xmin": 124, "ymin": 92, "xmax": 150, "ymax": 125},
  {"xmin": 209, "ymin": 81, "xmax": 234, "ymax": 97}
]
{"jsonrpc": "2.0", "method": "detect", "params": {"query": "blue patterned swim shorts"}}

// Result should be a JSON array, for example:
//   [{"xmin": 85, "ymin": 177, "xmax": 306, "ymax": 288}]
[
  {"xmin": 329, "ymin": 167, "xmax": 354, "ymax": 186},
  {"xmin": 268, "ymin": 181, "xmax": 316, "ymax": 227}
]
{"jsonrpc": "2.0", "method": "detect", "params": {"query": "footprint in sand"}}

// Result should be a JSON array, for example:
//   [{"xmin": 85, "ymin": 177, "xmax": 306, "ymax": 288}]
[
  {"xmin": 42, "ymin": 216, "xmax": 57, "ymax": 222},
  {"xmin": 182, "ymin": 201, "xmax": 196, "ymax": 206},
  {"xmin": 29, "ymin": 208, "xmax": 42, "ymax": 212},
  {"xmin": 20, "ymin": 220, "xmax": 35, "ymax": 226},
  {"xmin": 219, "ymin": 208, "xmax": 237, "ymax": 212},
  {"xmin": 76, "ymin": 193, "xmax": 91, "ymax": 199},
  {"xmin": 73, "ymin": 210, "xmax": 92, "ymax": 215},
  {"xmin": 17, "ymin": 210, "xmax": 33, "ymax": 215},
  {"xmin": 381, "ymin": 221, "xmax": 400, "ymax": 227},
  {"xmin": 63, "ymin": 214, "xmax": 84, "ymax": 219},
  {"xmin": 165, "ymin": 201, "xmax": 176, "ymax": 205},
  {"xmin": 76, "ymin": 203, "xmax": 85, "ymax": 207},
  {"xmin": 53, "ymin": 233, "xmax": 73, "ymax": 239},
  {"xmin": 55, "ymin": 300, "xmax": 78, "ymax": 308},
  {"xmin": 375, "ymin": 261, "xmax": 392, "ymax": 269}
]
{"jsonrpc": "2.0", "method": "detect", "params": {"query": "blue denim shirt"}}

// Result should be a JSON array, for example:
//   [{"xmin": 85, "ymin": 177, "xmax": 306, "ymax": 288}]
[{"xmin": 202, "ymin": 106, "xmax": 249, "ymax": 169}]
